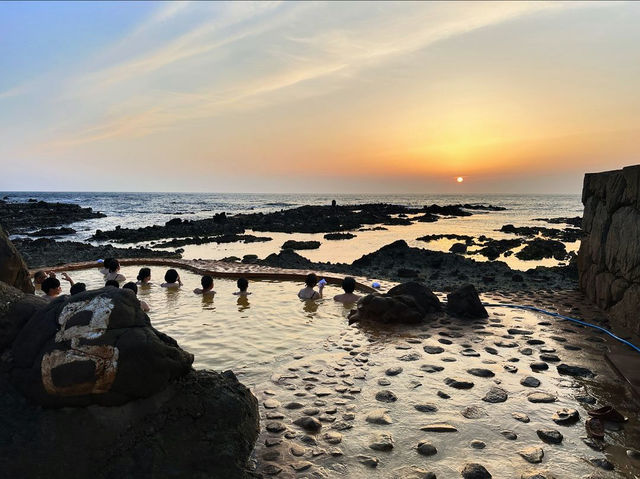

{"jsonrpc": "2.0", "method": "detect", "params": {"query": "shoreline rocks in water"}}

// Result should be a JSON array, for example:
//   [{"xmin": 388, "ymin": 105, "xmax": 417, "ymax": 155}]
[
  {"xmin": 151, "ymin": 233, "xmax": 272, "ymax": 249},
  {"xmin": 0, "ymin": 199, "xmax": 105, "ymax": 234},
  {"xmin": 12, "ymin": 237, "xmax": 182, "ymax": 269}
]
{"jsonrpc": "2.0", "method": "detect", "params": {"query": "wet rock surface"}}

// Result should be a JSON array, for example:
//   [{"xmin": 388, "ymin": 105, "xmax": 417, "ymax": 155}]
[
  {"xmin": 250, "ymin": 289, "xmax": 640, "ymax": 478},
  {"xmin": 0, "ymin": 227, "xmax": 34, "ymax": 293}
]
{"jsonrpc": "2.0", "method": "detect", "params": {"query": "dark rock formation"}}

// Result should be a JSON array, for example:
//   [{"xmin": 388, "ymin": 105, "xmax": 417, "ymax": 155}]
[
  {"xmin": 450, "ymin": 243, "xmax": 468, "ymax": 254},
  {"xmin": 446, "ymin": 284, "xmax": 488, "ymax": 319},
  {"xmin": 281, "ymin": 240, "xmax": 321, "ymax": 250},
  {"xmin": 0, "ymin": 199, "xmax": 105, "ymax": 234},
  {"xmin": 152, "ymin": 234, "xmax": 272, "ymax": 248},
  {"xmin": 578, "ymin": 165, "xmax": 640, "ymax": 334},
  {"xmin": 500, "ymin": 224, "xmax": 581, "ymax": 242},
  {"xmin": 534, "ymin": 216, "xmax": 582, "ymax": 227},
  {"xmin": 0, "ymin": 262, "xmax": 259, "ymax": 477},
  {"xmin": 12, "ymin": 237, "xmax": 181, "ymax": 269},
  {"xmin": 0, "ymin": 226, "xmax": 34, "ymax": 293},
  {"xmin": 26, "ymin": 226, "xmax": 77, "ymax": 237},
  {"xmin": 348, "ymin": 281, "xmax": 441, "ymax": 325},
  {"xmin": 515, "ymin": 238, "xmax": 568, "ymax": 261},
  {"xmin": 417, "ymin": 233, "xmax": 475, "ymax": 244},
  {"xmin": 323, "ymin": 232, "xmax": 356, "ymax": 240}
]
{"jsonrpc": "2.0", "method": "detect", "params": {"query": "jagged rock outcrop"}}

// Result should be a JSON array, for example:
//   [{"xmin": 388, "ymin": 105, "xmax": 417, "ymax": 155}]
[
  {"xmin": 348, "ymin": 281, "xmax": 441, "ymax": 324},
  {"xmin": 0, "ymin": 283, "xmax": 259, "ymax": 478},
  {"xmin": 0, "ymin": 226, "xmax": 34, "ymax": 293},
  {"xmin": 578, "ymin": 165, "xmax": 640, "ymax": 334},
  {"xmin": 446, "ymin": 284, "xmax": 488, "ymax": 319}
]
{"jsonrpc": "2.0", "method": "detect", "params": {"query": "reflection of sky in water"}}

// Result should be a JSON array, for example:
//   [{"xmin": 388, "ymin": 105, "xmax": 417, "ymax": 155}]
[{"xmin": 68, "ymin": 265, "xmax": 350, "ymax": 381}]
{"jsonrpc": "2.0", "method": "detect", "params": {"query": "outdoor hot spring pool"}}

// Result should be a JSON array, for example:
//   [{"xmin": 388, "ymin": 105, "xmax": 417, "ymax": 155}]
[{"xmin": 66, "ymin": 265, "xmax": 353, "ymax": 382}]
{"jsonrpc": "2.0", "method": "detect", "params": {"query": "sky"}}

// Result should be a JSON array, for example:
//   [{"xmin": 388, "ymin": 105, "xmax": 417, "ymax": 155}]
[{"xmin": 1, "ymin": 1, "xmax": 639, "ymax": 194}]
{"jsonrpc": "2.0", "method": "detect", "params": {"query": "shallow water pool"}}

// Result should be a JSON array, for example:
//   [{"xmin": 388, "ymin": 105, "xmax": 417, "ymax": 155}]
[{"xmin": 67, "ymin": 265, "xmax": 353, "ymax": 383}]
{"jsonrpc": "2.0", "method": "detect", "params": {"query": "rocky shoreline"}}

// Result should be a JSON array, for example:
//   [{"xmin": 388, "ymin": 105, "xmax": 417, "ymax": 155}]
[{"xmin": 0, "ymin": 198, "xmax": 104, "ymax": 234}]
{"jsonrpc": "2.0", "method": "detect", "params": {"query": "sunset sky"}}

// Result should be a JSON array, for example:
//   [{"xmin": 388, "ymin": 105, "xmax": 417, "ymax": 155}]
[{"xmin": 1, "ymin": 1, "xmax": 639, "ymax": 193}]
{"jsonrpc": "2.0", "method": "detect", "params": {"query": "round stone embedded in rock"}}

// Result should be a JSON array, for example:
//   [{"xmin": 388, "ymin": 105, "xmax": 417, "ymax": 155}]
[
  {"xmin": 518, "ymin": 446, "xmax": 544, "ymax": 463},
  {"xmin": 369, "ymin": 432, "xmax": 394, "ymax": 451},
  {"xmin": 470, "ymin": 440, "xmax": 486, "ymax": 449},
  {"xmin": 520, "ymin": 376, "xmax": 541, "ymax": 387},
  {"xmin": 467, "ymin": 368, "xmax": 494, "ymax": 378},
  {"xmin": 386, "ymin": 366, "xmax": 403, "ymax": 376},
  {"xmin": 293, "ymin": 416, "xmax": 322, "ymax": 432},
  {"xmin": 527, "ymin": 392, "xmax": 556, "ymax": 403},
  {"xmin": 366, "ymin": 408, "xmax": 393, "ymax": 425},
  {"xmin": 552, "ymin": 408, "xmax": 580, "ymax": 425},
  {"xmin": 536, "ymin": 429, "xmax": 563, "ymax": 444},
  {"xmin": 461, "ymin": 406, "xmax": 488, "ymax": 419},
  {"xmin": 445, "ymin": 377, "xmax": 475, "ymax": 389},
  {"xmin": 530, "ymin": 362, "xmax": 549, "ymax": 372},
  {"xmin": 461, "ymin": 463, "xmax": 492, "ymax": 478},
  {"xmin": 482, "ymin": 386, "xmax": 508, "ymax": 403},
  {"xmin": 417, "ymin": 440, "xmax": 438, "ymax": 456},
  {"xmin": 375, "ymin": 390, "xmax": 398, "ymax": 403}
]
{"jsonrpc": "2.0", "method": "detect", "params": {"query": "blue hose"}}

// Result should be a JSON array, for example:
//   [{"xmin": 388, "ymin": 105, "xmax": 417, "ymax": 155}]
[{"xmin": 482, "ymin": 303, "xmax": 640, "ymax": 354}]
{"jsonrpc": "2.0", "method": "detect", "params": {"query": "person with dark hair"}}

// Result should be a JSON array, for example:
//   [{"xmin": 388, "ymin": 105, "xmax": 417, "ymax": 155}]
[
  {"xmin": 233, "ymin": 277, "xmax": 250, "ymax": 296},
  {"xmin": 298, "ymin": 272, "xmax": 323, "ymax": 300},
  {"xmin": 33, "ymin": 270, "xmax": 48, "ymax": 285},
  {"xmin": 123, "ymin": 282, "xmax": 150, "ymax": 312},
  {"xmin": 105, "ymin": 280, "xmax": 120, "ymax": 288},
  {"xmin": 136, "ymin": 267, "xmax": 151, "ymax": 285},
  {"xmin": 70, "ymin": 283, "xmax": 86, "ymax": 295},
  {"xmin": 161, "ymin": 269, "xmax": 182, "ymax": 288},
  {"xmin": 194, "ymin": 275, "xmax": 215, "ymax": 296},
  {"xmin": 104, "ymin": 259, "xmax": 126, "ymax": 283},
  {"xmin": 333, "ymin": 277, "xmax": 361, "ymax": 304},
  {"xmin": 41, "ymin": 277, "xmax": 62, "ymax": 299},
  {"xmin": 99, "ymin": 257, "xmax": 116, "ymax": 275}
]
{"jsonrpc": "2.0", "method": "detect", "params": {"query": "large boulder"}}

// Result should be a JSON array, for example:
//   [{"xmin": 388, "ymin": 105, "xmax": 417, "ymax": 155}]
[
  {"xmin": 348, "ymin": 281, "xmax": 441, "ymax": 325},
  {"xmin": 0, "ymin": 226, "xmax": 34, "ymax": 293},
  {"xmin": 9, "ymin": 287, "xmax": 194, "ymax": 407},
  {"xmin": 0, "ymin": 369, "xmax": 259, "ymax": 479},
  {"xmin": 447, "ymin": 284, "xmax": 488, "ymax": 319},
  {"xmin": 0, "ymin": 282, "xmax": 47, "ymax": 353}
]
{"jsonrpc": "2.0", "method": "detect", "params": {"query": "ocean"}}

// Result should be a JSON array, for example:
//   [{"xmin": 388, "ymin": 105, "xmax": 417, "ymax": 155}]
[{"xmin": 2, "ymin": 192, "xmax": 583, "ymax": 271}]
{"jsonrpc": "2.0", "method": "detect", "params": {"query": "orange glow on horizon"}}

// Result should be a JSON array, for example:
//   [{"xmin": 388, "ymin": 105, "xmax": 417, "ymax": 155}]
[{"xmin": 457, "ymin": 177, "xmax": 464, "ymax": 183}]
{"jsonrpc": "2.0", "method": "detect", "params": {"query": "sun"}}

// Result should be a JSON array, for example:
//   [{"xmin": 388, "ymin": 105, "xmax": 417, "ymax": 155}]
[{"xmin": 456, "ymin": 176, "xmax": 464, "ymax": 183}]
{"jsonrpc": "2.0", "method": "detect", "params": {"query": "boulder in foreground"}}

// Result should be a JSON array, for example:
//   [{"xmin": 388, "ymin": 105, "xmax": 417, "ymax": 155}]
[{"xmin": 446, "ymin": 284, "xmax": 488, "ymax": 319}]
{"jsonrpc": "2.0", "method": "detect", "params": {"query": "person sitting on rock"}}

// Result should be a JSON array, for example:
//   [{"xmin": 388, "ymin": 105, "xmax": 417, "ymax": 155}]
[
  {"xmin": 70, "ymin": 282, "xmax": 86, "ymax": 295},
  {"xmin": 298, "ymin": 273, "xmax": 323, "ymax": 300},
  {"xmin": 123, "ymin": 282, "xmax": 150, "ymax": 312},
  {"xmin": 194, "ymin": 275, "xmax": 215, "ymax": 296},
  {"xmin": 41, "ymin": 277, "xmax": 62, "ymax": 299},
  {"xmin": 136, "ymin": 267, "xmax": 151, "ymax": 286},
  {"xmin": 333, "ymin": 277, "xmax": 361, "ymax": 304},
  {"xmin": 233, "ymin": 277, "xmax": 251, "ymax": 296},
  {"xmin": 104, "ymin": 259, "xmax": 126, "ymax": 283},
  {"xmin": 105, "ymin": 280, "xmax": 120, "ymax": 288},
  {"xmin": 161, "ymin": 269, "xmax": 182, "ymax": 288}
]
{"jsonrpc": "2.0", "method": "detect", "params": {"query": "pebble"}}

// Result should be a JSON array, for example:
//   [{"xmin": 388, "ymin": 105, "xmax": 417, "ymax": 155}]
[
  {"xmin": 375, "ymin": 390, "xmax": 398, "ymax": 402},
  {"xmin": 369, "ymin": 432, "xmax": 394, "ymax": 451},
  {"xmin": 366, "ymin": 408, "xmax": 393, "ymax": 425},
  {"xmin": 495, "ymin": 340, "xmax": 518, "ymax": 348},
  {"xmin": 284, "ymin": 401, "xmax": 304, "ymax": 409},
  {"xmin": 552, "ymin": 408, "xmax": 580, "ymax": 425},
  {"xmin": 527, "ymin": 392, "xmax": 556, "ymax": 403},
  {"xmin": 504, "ymin": 364, "xmax": 518, "ymax": 373},
  {"xmin": 378, "ymin": 377, "xmax": 391, "ymax": 386},
  {"xmin": 482, "ymin": 386, "xmax": 508, "ymax": 403},
  {"xmin": 470, "ymin": 440, "xmax": 486, "ymax": 449},
  {"xmin": 290, "ymin": 461, "xmax": 312, "ymax": 472},
  {"xmin": 461, "ymin": 463, "xmax": 492, "ymax": 478},
  {"xmin": 262, "ymin": 464, "xmax": 282, "ymax": 475},
  {"xmin": 521, "ymin": 471, "xmax": 555, "ymax": 479},
  {"xmin": 356, "ymin": 455, "xmax": 379, "ymax": 468},
  {"xmin": 263, "ymin": 399, "xmax": 280, "ymax": 409},
  {"xmin": 420, "ymin": 423, "xmax": 458, "ymax": 432},
  {"xmin": 414, "ymin": 403, "xmax": 438, "ymax": 413},
  {"xmin": 399, "ymin": 352, "xmax": 421, "ymax": 361},
  {"xmin": 266, "ymin": 412, "xmax": 285, "ymax": 419},
  {"xmin": 437, "ymin": 390, "xmax": 451, "ymax": 399},
  {"xmin": 302, "ymin": 407, "xmax": 319, "ymax": 416},
  {"xmin": 468, "ymin": 368, "xmax": 495, "ymax": 378},
  {"xmin": 520, "ymin": 376, "xmax": 541, "ymax": 387},
  {"xmin": 293, "ymin": 416, "xmax": 322, "ymax": 432},
  {"xmin": 512, "ymin": 412, "xmax": 530, "ymax": 423},
  {"xmin": 266, "ymin": 421, "xmax": 286, "ymax": 433},
  {"xmin": 461, "ymin": 348, "xmax": 481, "ymax": 357},
  {"xmin": 417, "ymin": 440, "xmax": 438, "ymax": 456},
  {"xmin": 537, "ymin": 429, "xmax": 563, "ymax": 444},
  {"xmin": 501, "ymin": 430, "xmax": 517, "ymax": 440},
  {"xmin": 445, "ymin": 377, "xmax": 475, "ymax": 389},
  {"xmin": 557, "ymin": 363, "xmax": 595, "ymax": 378},
  {"xmin": 627, "ymin": 449, "xmax": 640, "ymax": 461},
  {"xmin": 461, "ymin": 406, "xmax": 488, "ymax": 419},
  {"xmin": 518, "ymin": 446, "xmax": 544, "ymax": 463},
  {"xmin": 290, "ymin": 444, "xmax": 306, "ymax": 456},
  {"xmin": 261, "ymin": 450, "xmax": 280, "ymax": 461},
  {"xmin": 530, "ymin": 362, "xmax": 549, "ymax": 371},
  {"xmin": 386, "ymin": 366, "xmax": 403, "ymax": 376},
  {"xmin": 484, "ymin": 347, "xmax": 499, "ymax": 355},
  {"xmin": 424, "ymin": 345, "xmax": 445, "ymax": 354},
  {"xmin": 540, "ymin": 353, "xmax": 561, "ymax": 362},
  {"xmin": 519, "ymin": 348, "xmax": 533, "ymax": 356},
  {"xmin": 421, "ymin": 364, "xmax": 445, "ymax": 373},
  {"xmin": 322, "ymin": 431, "xmax": 342, "ymax": 444}
]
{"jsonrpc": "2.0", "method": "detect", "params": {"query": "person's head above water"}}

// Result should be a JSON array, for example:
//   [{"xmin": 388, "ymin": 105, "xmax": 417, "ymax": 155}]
[
  {"xmin": 109, "ymin": 259, "xmax": 120, "ymax": 273},
  {"xmin": 103, "ymin": 257, "xmax": 115, "ymax": 270},
  {"xmin": 122, "ymin": 282, "xmax": 138, "ymax": 295},
  {"xmin": 342, "ymin": 277, "xmax": 356, "ymax": 294},
  {"xmin": 237, "ymin": 277, "xmax": 248, "ymax": 292},
  {"xmin": 164, "ymin": 269, "xmax": 179, "ymax": 284},
  {"xmin": 105, "ymin": 280, "xmax": 120, "ymax": 288},
  {"xmin": 70, "ymin": 283, "xmax": 86, "ymax": 295},
  {"xmin": 137, "ymin": 267, "xmax": 151, "ymax": 282},
  {"xmin": 33, "ymin": 270, "xmax": 47, "ymax": 285},
  {"xmin": 41, "ymin": 277, "xmax": 61, "ymax": 296},
  {"xmin": 305, "ymin": 273, "xmax": 318, "ymax": 288},
  {"xmin": 201, "ymin": 275, "xmax": 214, "ymax": 290}
]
